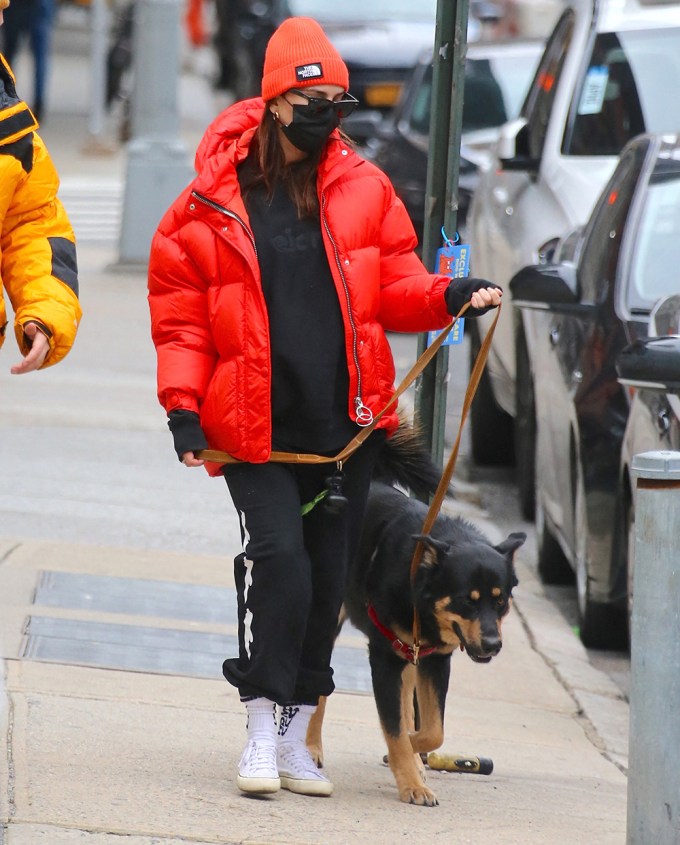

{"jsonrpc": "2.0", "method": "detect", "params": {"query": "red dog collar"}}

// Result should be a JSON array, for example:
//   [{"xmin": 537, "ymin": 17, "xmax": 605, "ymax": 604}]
[{"xmin": 367, "ymin": 603, "xmax": 439, "ymax": 665}]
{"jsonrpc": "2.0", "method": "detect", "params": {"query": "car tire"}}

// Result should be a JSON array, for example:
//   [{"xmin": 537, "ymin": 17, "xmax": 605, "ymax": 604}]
[
  {"xmin": 535, "ymin": 497, "xmax": 573, "ymax": 585},
  {"xmin": 468, "ymin": 322, "xmax": 515, "ymax": 466},
  {"xmin": 574, "ymin": 469, "xmax": 627, "ymax": 650},
  {"xmin": 515, "ymin": 328, "xmax": 536, "ymax": 520}
]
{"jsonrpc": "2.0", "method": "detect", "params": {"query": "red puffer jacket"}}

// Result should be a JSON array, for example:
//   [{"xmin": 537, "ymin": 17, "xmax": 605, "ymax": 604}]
[{"xmin": 148, "ymin": 98, "xmax": 452, "ymax": 474}]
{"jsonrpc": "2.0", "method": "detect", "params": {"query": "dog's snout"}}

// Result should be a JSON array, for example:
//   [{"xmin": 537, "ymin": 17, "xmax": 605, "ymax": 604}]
[{"xmin": 481, "ymin": 635, "xmax": 502, "ymax": 656}]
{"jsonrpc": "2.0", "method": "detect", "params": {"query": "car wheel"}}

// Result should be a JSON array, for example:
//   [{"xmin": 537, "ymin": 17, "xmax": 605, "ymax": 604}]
[
  {"xmin": 574, "ymin": 469, "xmax": 627, "ymax": 650},
  {"xmin": 515, "ymin": 329, "xmax": 536, "ymax": 520},
  {"xmin": 535, "ymin": 496, "xmax": 573, "ymax": 584},
  {"xmin": 468, "ymin": 322, "xmax": 515, "ymax": 466}
]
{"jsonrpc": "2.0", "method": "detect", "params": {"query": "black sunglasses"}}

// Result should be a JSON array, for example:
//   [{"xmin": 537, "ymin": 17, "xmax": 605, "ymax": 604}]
[{"xmin": 286, "ymin": 89, "xmax": 359, "ymax": 119}]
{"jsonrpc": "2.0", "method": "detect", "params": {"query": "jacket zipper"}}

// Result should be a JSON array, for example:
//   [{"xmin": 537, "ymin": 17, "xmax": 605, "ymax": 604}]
[
  {"xmin": 193, "ymin": 187, "xmax": 373, "ymax": 428},
  {"xmin": 321, "ymin": 193, "xmax": 373, "ymax": 427},
  {"xmin": 190, "ymin": 190, "xmax": 258, "ymax": 258}
]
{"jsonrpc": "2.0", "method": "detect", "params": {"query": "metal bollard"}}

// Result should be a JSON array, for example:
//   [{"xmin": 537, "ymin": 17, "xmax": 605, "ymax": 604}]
[
  {"xmin": 627, "ymin": 450, "xmax": 680, "ymax": 845},
  {"xmin": 118, "ymin": 0, "xmax": 194, "ymax": 265},
  {"xmin": 87, "ymin": 0, "xmax": 109, "ymax": 143}
]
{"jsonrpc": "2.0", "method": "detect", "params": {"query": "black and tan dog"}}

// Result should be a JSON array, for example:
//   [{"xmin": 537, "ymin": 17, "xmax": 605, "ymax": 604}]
[{"xmin": 307, "ymin": 428, "xmax": 526, "ymax": 806}]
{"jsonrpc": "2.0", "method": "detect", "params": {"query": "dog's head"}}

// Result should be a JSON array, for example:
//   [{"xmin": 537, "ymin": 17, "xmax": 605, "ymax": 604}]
[{"xmin": 413, "ymin": 530, "xmax": 525, "ymax": 663}]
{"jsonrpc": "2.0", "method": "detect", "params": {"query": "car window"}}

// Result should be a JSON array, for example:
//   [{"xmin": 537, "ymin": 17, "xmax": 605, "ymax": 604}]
[
  {"xmin": 564, "ymin": 27, "xmax": 680, "ymax": 156},
  {"xmin": 577, "ymin": 143, "xmax": 646, "ymax": 305},
  {"xmin": 522, "ymin": 10, "xmax": 575, "ymax": 162},
  {"xmin": 627, "ymin": 161, "xmax": 680, "ymax": 312},
  {"xmin": 408, "ymin": 50, "xmax": 540, "ymax": 136},
  {"xmin": 287, "ymin": 0, "xmax": 437, "ymax": 21}
]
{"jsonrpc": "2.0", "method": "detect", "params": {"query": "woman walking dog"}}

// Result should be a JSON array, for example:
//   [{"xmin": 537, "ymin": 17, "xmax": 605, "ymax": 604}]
[{"xmin": 148, "ymin": 16, "xmax": 501, "ymax": 798}]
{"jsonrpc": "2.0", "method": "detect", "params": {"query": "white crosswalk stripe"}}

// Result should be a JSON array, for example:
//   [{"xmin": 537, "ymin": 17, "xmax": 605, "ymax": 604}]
[{"xmin": 59, "ymin": 178, "xmax": 123, "ymax": 244}]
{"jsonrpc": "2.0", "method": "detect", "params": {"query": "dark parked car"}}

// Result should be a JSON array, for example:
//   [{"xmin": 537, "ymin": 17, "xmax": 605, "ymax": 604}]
[
  {"xmin": 227, "ymin": 0, "xmax": 448, "ymax": 134},
  {"xmin": 616, "ymin": 294, "xmax": 680, "ymax": 624},
  {"xmin": 509, "ymin": 132, "xmax": 680, "ymax": 649},
  {"xmin": 364, "ymin": 39, "xmax": 543, "ymax": 244}
]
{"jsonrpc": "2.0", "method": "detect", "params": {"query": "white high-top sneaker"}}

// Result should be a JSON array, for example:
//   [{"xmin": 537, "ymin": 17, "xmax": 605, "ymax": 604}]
[
  {"xmin": 277, "ymin": 704, "xmax": 333, "ymax": 797},
  {"xmin": 237, "ymin": 698, "xmax": 280, "ymax": 794}
]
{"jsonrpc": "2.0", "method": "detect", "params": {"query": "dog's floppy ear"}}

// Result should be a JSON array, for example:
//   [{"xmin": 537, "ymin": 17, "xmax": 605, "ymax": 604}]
[
  {"xmin": 413, "ymin": 534, "xmax": 451, "ymax": 568},
  {"xmin": 494, "ymin": 532, "xmax": 526, "ymax": 558}
]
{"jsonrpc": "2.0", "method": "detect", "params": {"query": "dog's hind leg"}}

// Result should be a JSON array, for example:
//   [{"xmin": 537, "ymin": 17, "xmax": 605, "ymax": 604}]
[
  {"xmin": 409, "ymin": 656, "xmax": 451, "ymax": 754},
  {"xmin": 370, "ymin": 649, "xmax": 438, "ymax": 806},
  {"xmin": 306, "ymin": 696, "xmax": 326, "ymax": 767}
]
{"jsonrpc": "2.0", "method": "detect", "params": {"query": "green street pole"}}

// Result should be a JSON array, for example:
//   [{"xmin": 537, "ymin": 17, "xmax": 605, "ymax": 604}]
[{"xmin": 414, "ymin": 0, "xmax": 470, "ymax": 469}]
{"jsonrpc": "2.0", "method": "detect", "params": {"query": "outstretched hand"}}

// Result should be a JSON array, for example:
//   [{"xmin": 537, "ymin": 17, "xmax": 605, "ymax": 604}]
[{"xmin": 10, "ymin": 322, "xmax": 50, "ymax": 374}]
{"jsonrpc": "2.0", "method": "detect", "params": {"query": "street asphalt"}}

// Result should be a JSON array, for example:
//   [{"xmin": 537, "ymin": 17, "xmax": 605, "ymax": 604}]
[{"xmin": 0, "ymin": 9, "xmax": 628, "ymax": 843}]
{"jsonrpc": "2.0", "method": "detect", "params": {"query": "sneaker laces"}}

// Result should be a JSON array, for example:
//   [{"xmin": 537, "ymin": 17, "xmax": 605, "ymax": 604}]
[
  {"xmin": 241, "ymin": 740, "xmax": 278, "ymax": 777},
  {"xmin": 278, "ymin": 741, "xmax": 328, "ymax": 781}
]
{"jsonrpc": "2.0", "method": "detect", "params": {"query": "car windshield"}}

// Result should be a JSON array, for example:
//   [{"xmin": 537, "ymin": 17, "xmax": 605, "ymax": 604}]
[
  {"xmin": 628, "ymin": 160, "xmax": 680, "ymax": 312},
  {"xmin": 288, "ymin": 0, "xmax": 437, "ymax": 21},
  {"xmin": 565, "ymin": 27, "xmax": 680, "ymax": 156},
  {"xmin": 410, "ymin": 50, "xmax": 540, "ymax": 136}
]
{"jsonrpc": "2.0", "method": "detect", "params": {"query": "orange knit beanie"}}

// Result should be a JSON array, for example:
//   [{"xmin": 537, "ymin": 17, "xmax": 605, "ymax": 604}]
[
  {"xmin": 261, "ymin": 17, "xmax": 349, "ymax": 101},
  {"xmin": 0, "ymin": 1, "xmax": 9, "ymax": 11}
]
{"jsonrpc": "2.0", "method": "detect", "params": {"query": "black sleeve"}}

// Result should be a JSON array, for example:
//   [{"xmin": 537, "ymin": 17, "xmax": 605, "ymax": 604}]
[
  {"xmin": 444, "ymin": 277, "xmax": 502, "ymax": 318},
  {"xmin": 167, "ymin": 410, "xmax": 209, "ymax": 461}
]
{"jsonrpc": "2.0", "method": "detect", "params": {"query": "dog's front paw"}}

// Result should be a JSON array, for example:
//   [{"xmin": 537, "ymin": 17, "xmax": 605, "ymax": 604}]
[{"xmin": 400, "ymin": 784, "xmax": 439, "ymax": 807}]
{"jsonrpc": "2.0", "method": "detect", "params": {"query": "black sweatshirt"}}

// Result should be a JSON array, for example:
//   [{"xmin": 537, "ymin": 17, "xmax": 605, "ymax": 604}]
[{"xmin": 240, "ymin": 164, "xmax": 358, "ymax": 453}]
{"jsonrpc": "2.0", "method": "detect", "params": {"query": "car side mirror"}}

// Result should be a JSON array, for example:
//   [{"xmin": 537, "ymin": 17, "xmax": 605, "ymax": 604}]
[
  {"xmin": 509, "ymin": 263, "xmax": 582, "ymax": 310},
  {"xmin": 649, "ymin": 294, "xmax": 680, "ymax": 339},
  {"xmin": 616, "ymin": 337, "xmax": 680, "ymax": 395},
  {"xmin": 497, "ymin": 118, "xmax": 538, "ymax": 172}
]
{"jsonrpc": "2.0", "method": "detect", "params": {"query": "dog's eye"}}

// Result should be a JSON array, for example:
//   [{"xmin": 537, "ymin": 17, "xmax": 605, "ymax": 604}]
[{"xmin": 496, "ymin": 596, "xmax": 507, "ymax": 607}]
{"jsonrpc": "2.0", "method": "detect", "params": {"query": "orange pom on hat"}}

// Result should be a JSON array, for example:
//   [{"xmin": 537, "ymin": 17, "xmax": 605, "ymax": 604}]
[{"xmin": 261, "ymin": 17, "xmax": 349, "ymax": 101}]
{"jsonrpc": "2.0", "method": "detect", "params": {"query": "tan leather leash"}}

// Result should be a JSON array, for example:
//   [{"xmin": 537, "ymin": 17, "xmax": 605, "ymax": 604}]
[
  {"xmin": 196, "ymin": 301, "xmax": 475, "ymax": 468},
  {"xmin": 197, "ymin": 301, "xmax": 502, "ymax": 663},
  {"xmin": 406, "ymin": 304, "xmax": 501, "ymax": 663}
]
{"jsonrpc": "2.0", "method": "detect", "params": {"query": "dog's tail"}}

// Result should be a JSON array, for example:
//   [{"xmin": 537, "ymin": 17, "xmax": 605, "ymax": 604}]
[{"xmin": 373, "ymin": 420, "xmax": 452, "ymax": 500}]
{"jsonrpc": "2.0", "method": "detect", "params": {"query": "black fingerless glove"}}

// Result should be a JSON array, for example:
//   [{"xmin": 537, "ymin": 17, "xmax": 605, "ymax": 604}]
[
  {"xmin": 444, "ymin": 277, "xmax": 503, "ymax": 317},
  {"xmin": 168, "ymin": 409, "xmax": 209, "ymax": 461}
]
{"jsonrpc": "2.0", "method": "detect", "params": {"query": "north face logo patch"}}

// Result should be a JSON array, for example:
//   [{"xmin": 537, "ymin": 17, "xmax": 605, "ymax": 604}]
[{"xmin": 295, "ymin": 63, "xmax": 323, "ymax": 81}]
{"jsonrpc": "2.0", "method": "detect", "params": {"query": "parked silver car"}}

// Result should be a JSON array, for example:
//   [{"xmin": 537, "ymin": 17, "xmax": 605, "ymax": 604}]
[{"xmin": 466, "ymin": 0, "xmax": 680, "ymax": 520}]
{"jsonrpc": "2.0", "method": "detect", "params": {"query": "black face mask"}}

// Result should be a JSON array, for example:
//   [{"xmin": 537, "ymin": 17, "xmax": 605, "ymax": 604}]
[{"xmin": 281, "ymin": 104, "xmax": 340, "ymax": 154}]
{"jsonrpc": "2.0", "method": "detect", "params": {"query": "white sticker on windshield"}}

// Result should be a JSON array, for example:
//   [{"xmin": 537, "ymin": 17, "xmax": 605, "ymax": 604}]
[{"xmin": 578, "ymin": 66, "xmax": 609, "ymax": 115}]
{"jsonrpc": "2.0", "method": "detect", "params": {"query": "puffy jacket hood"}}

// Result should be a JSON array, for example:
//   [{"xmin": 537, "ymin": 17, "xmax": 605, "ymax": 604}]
[
  {"xmin": 0, "ymin": 54, "xmax": 38, "ymax": 144},
  {"xmin": 195, "ymin": 97, "xmax": 264, "ymax": 174}
]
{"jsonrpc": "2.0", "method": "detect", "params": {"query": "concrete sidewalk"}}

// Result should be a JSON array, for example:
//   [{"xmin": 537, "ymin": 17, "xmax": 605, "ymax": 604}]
[
  {"xmin": 1, "ymin": 12, "xmax": 627, "ymax": 843},
  {"xmin": 0, "ymin": 537, "xmax": 627, "ymax": 845}
]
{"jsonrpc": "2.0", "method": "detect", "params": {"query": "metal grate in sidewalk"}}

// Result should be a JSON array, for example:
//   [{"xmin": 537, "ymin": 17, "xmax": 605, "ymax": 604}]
[
  {"xmin": 22, "ymin": 571, "xmax": 373, "ymax": 693},
  {"xmin": 20, "ymin": 615, "xmax": 372, "ymax": 693}
]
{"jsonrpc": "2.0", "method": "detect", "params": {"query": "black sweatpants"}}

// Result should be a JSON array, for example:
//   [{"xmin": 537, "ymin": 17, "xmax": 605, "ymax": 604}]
[{"xmin": 222, "ymin": 433, "xmax": 384, "ymax": 705}]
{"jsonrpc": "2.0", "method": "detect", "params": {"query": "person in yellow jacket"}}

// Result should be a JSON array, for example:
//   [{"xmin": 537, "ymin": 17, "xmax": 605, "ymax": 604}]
[{"xmin": 0, "ymin": 0, "xmax": 81, "ymax": 375}]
